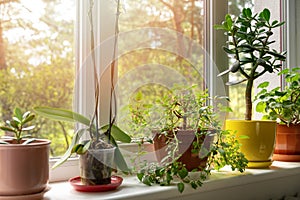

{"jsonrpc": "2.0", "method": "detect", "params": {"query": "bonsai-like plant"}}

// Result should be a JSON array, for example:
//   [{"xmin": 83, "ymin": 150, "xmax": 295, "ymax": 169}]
[
  {"xmin": 256, "ymin": 67, "xmax": 300, "ymax": 125},
  {"xmin": 131, "ymin": 85, "xmax": 248, "ymax": 192},
  {"xmin": 0, "ymin": 107, "xmax": 35, "ymax": 144},
  {"xmin": 214, "ymin": 8, "xmax": 286, "ymax": 120}
]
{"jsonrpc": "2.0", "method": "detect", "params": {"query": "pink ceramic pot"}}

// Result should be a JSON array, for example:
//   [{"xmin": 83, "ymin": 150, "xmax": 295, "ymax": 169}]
[{"xmin": 0, "ymin": 139, "xmax": 50, "ymax": 196}]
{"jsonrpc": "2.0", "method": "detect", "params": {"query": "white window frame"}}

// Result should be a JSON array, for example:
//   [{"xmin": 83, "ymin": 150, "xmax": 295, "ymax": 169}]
[{"xmin": 49, "ymin": 0, "xmax": 292, "ymax": 182}]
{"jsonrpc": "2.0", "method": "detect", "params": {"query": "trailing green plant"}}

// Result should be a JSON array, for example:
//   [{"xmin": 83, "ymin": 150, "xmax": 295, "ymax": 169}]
[
  {"xmin": 0, "ymin": 107, "xmax": 36, "ymax": 144},
  {"xmin": 256, "ymin": 67, "xmax": 300, "ymax": 125},
  {"xmin": 132, "ymin": 85, "xmax": 248, "ymax": 192},
  {"xmin": 214, "ymin": 8, "xmax": 286, "ymax": 120}
]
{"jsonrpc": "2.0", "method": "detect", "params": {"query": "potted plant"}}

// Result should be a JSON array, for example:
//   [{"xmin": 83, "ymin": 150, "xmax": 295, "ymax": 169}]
[
  {"xmin": 130, "ymin": 85, "xmax": 248, "ymax": 192},
  {"xmin": 214, "ymin": 8, "xmax": 286, "ymax": 168},
  {"xmin": 34, "ymin": 0, "xmax": 131, "ymax": 188},
  {"xmin": 256, "ymin": 67, "xmax": 300, "ymax": 161},
  {"xmin": 0, "ymin": 107, "xmax": 51, "ymax": 196}
]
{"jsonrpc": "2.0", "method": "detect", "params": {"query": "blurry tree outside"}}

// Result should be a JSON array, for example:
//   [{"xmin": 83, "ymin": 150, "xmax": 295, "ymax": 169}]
[{"xmin": 0, "ymin": 0, "xmax": 75, "ymax": 157}]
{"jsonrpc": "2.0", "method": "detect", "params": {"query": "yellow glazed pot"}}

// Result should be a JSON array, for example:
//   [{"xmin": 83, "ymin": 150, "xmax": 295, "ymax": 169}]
[{"xmin": 225, "ymin": 120, "xmax": 276, "ymax": 168}]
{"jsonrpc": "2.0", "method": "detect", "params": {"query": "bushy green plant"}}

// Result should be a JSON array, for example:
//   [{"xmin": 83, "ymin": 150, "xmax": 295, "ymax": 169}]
[
  {"xmin": 256, "ymin": 68, "xmax": 300, "ymax": 125},
  {"xmin": 0, "ymin": 108, "xmax": 35, "ymax": 144},
  {"xmin": 131, "ymin": 85, "xmax": 247, "ymax": 192},
  {"xmin": 215, "ymin": 8, "xmax": 286, "ymax": 120}
]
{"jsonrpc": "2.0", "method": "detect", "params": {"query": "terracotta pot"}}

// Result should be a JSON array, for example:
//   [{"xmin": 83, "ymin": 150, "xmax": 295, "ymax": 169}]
[
  {"xmin": 273, "ymin": 124, "xmax": 300, "ymax": 161},
  {"xmin": 225, "ymin": 120, "xmax": 276, "ymax": 168},
  {"xmin": 0, "ymin": 139, "xmax": 51, "ymax": 196},
  {"xmin": 80, "ymin": 147, "xmax": 115, "ymax": 185},
  {"xmin": 153, "ymin": 130, "xmax": 213, "ymax": 171}
]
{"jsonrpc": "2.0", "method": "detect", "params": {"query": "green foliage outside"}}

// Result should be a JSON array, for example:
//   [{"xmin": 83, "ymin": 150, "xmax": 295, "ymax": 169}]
[
  {"xmin": 0, "ymin": 0, "xmax": 254, "ymax": 156},
  {"xmin": 0, "ymin": 0, "xmax": 74, "ymax": 157}
]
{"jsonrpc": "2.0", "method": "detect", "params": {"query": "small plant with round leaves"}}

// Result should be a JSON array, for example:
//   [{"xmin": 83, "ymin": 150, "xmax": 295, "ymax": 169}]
[
  {"xmin": 0, "ymin": 108, "xmax": 35, "ymax": 144},
  {"xmin": 256, "ymin": 67, "xmax": 300, "ymax": 125}
]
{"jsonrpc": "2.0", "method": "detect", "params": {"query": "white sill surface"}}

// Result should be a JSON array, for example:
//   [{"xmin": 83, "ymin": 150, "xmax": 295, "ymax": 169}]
[{"xmin": 44, "ymin": 161, "xmax": 300, "ymax": 200}]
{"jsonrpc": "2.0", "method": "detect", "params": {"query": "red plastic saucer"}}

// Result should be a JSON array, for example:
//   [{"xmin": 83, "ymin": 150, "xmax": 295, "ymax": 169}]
[{"xmin": 69, "ymin": 176, "xmax": 123, "ymax": 192}]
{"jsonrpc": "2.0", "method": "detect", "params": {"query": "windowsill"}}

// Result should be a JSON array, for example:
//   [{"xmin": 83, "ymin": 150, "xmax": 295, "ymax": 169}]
[{"xmin": 44, "ymin": 161, "xmax": 300, "ymax": 200}]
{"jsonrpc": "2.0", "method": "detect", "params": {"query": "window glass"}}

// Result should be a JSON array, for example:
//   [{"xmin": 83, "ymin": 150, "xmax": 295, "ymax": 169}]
[
  {"xmin": 0, "ymin": 0, "xmax": 75, "ymax": 157},
  {"xmin": 117, "ymin": 0, "xmax": 206, "ymax": 139},
  {"xmin": 227, "ymin": 0, "xmax": 254, "ymax": 119}
]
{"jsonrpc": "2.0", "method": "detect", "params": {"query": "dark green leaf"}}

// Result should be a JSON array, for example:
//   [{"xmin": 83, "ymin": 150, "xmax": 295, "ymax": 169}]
[
  {"xmin": 178, "ymin": 168, "xmax": 188, "ymax": 179},
  {"xmin": 0, "ymin": 126, "xmax": 16, "ymax": 133},
  {"xmin": 177, "ymin": 182, "xmax": 185, "ymax": 193},
  {"xmin": 137, "ymin": 173, "xmax": 144, "ymax": 181}
]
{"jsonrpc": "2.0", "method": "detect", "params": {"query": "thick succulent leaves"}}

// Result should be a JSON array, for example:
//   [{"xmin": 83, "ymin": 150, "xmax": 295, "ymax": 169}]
[
  {"xmin": 217, "ymin": 69, "xmax": 231, "ymax": 77},
  {"xmin": 52, "ymin": 128, "xmax": 86, "ymax": 169},
  {"xmin": 14, "ymin": 108, "xmax": 23, "ymax": 121},
  {"xmin": 226, "ymin": 79, "xmax": 247, "ymax": 86},
  {"xmin": 0, "ymin": 126, "xmax": 16, "ymax": 133},
  {"xmin": 34, "ymin": 107, "xmax": 90, "ymax": 127},
  {"xmin": 0, "ymin": 140, "xmax": 9, "ymax": 144},
  {"xmin": 22, "ymin": 138, "xmax": 36, "ymax": 145},
  {"xmin": 101, "ymin": 124, "xmax": 131, "ymax": 143}
]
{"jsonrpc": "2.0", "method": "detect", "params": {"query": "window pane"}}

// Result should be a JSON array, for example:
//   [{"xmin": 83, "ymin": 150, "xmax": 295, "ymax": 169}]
[
  {"xmin": 118, "ymin": 0, "xmax": 206, "ymax": 138},
  {"xmin": 0, "ymin": 0, "xmax": 75, "ymax": 157}
]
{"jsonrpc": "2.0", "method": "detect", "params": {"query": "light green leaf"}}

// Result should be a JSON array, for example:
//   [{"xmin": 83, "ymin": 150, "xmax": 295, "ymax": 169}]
[
  {"xmin": 52, "ymin": 128, "xmax": 86, "ymax": 169},
  {"xmin": 14, "ymin": 108, "xmax": 23, "ymax": 121},
  {"xmin": 257, "ymin": 81, "xmax": 269, "ymax": 88},
  {"xmin": 34, "ymin": 107, "xmax": 90, "ymax": 127}
]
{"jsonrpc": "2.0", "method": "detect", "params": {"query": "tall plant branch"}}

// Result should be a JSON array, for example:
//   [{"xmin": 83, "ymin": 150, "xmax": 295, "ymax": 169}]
[
  {"xmin": 88, "ymin": 0, "xmax": 99, "ymax": 140},
  {"xmin": 107, "ymin": 0, "xmax": 121, "ymax": 142}
]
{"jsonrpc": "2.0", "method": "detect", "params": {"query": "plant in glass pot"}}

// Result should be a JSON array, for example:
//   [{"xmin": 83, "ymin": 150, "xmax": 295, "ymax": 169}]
[
  {"xmin": 214, "ymin": 8, "xmax": 286, "ymax": 168},
  {"xmin": 0, "ymin": 107, "xmax": 51, "ymax": 197},
  {"xmin": 130, "ymin": 85, "xmax": 247, "ymax": 192},
  {"xmin": 34, "ymin": 0, "xmax": 131, "ymax": 189},
  {"xmin": 256, "ymin": 67, "xmax": 300, "ymax": 161}
]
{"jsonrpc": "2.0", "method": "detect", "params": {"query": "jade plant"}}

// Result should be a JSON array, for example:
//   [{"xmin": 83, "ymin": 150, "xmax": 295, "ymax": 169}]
[
  {"xmin": 0, "ymin": 107, "xmax": 35, "ymax": 144},
  {"xmin": 131, "ymin": 85, "xmax": 248, "ymax": 192},
  {"xmin": 214, "ymin": 8, "xmax": 286, "ymax": 120},
  {"xmin": 256, "ymin": 67, "xmax": 300, "ymax": 125}
]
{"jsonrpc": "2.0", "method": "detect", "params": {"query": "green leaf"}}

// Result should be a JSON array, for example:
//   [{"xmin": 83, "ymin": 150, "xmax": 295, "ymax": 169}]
[
  {"xmin": 257, "ymin": 81, "xmax": 269, "ymax": 88},
  {"xmin": 34, "ymin": 107, "xmax": 90, "ymax": 126},
  {"xmin": 178, "ymin": 168, "xmax": 188, "ymax": 179},
  {"xmin": 177, "ymin": 182, "xmax": 185, "ymax": 193},
  {"xmin": 22, "ymin": 114, "xmax": 35, "ymax": 125},
  {"xmin": 101, "ymin": 124, "xmax": 131, "ymax": 143},
  {"xmin": 142, "ymin": 176, "xmax": 152, "ymax": 186},
  {"xmin": 0, "ymin": 140, "xmax": 9, "ymax": 144},
  {"xmin": 52, "ymin": 128, "xmax": 86, "ymax": 169},
  {"xmin": 263, "ymin": 9, "xmax": 270, "ymax": 21},
  {"xmin": 22, "ymin": 125, "xmax": 35, "ymax": 131},
  {"xmin": 14, "ymin": 108, "xmax": 23, "ymax": 121},
  {"xmin": 256, "ymin": 102, "xmax": 266, "ymax": 113},
  {"xmin": 137, "ymin": 173, "xmax": 144, "ymax": 181},
  {"xmin": 109, "ymin": 136, "xmax": 130, "ymax": 172},
  {"xmin": 225, "ymin": 15, "xmax": 233, "ymax": 29},
  {"xmin": 214, "ymin": 24, "xmax": 226, "ymax": 30},
  {"xmin": 22, "ymin": 138, "xmax": 36, "ymax": 145},
  {"xmin": 0, "ymin": 126, "xmax": 16, "ymax": 133}
]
